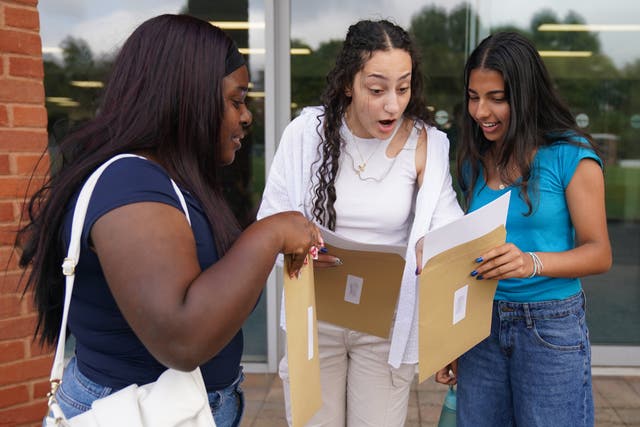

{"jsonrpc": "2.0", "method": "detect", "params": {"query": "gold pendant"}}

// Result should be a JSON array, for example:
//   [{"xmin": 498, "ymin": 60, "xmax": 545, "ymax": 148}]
[{"xmin": 358, "ymin": 163, "xmax": 366, "ymax": 172}]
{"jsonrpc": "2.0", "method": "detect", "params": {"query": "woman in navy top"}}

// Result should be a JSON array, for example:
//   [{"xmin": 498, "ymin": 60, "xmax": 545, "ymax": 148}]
[
  {"xmin": 17, "ymin": 14, "xmax": 322, "ymax": 427},
  {"xmin": 435, "ymin": 32, "xmax": 612, "ymax": 427}
]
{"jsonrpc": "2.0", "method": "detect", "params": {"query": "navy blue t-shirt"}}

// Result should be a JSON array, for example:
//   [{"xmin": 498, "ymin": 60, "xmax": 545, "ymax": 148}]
[{"xmin": 63, "ymin": 157, "xmax": 243, "ymax": 391}]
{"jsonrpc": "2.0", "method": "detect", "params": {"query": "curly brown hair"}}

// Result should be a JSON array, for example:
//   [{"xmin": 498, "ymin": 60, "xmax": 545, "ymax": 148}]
[{"xmin": 312, "ymin": 19, "xmax": 433, "ymax": 229}]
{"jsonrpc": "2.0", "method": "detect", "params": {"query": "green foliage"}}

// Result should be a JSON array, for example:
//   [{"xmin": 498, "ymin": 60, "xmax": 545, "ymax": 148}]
[{"xmin": 41, "ymin": 4, "xmax": 640, "ymax": 220}]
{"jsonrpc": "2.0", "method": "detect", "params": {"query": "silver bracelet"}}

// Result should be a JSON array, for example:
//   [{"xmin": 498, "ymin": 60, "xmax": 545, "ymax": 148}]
[{"xmin": 526, "ymin": 252, "xmax": 543, "ymax": 278}]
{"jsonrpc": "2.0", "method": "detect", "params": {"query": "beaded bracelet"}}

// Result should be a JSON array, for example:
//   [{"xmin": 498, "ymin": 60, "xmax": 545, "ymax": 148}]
[{"xmin": 526, "ymin": 252, "xmax": 544, "ymax": 278}]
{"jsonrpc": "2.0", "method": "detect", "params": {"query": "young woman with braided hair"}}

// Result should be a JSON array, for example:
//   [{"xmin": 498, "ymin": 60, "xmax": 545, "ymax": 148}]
[{"xmin": 258, "ymin": 19, "xmax": 463, "ymax": 426}]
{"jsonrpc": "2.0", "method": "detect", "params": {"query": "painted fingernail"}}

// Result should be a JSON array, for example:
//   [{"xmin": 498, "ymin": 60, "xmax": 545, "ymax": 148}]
[
  {"xmin": 334, "ymin": 258, "xmax": 343, "ymax": 266},
  {"xmin": 475, "ymin": 257, "xmax": 483, "ymax": 263},
  {"xmin": 309, "ymin": 246, "xmax": 319, "ymax": 260},
  {"xmin": 319, "ymin": 247, "xmax": 328, "ymax": 254},
  {"xmin": 476, "ymin": 275, "xmax": 484, "ymax": 280},
  {"xmin": 470, "ymin": 270, "xmax": 478, "ymax": 277},
  {"xmin": 415, "ymin": 267, "xmax": 419, "ymax": 275}
]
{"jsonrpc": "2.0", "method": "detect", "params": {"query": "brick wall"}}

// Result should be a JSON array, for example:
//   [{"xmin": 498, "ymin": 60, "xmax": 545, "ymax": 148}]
[{"xmin": 0, "ymin": 1, "xmax": 51, "ymax": 426}]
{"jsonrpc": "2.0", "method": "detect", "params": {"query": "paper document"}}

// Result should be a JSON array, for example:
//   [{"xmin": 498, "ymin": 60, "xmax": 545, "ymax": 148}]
[
  {"xmin": 284, "ymin": 254, "xmax": 322, "ymax": 426},
  {"xmin": 314, "ymin": 226, "xmax": 406, "ymax": 338},
  {"xmin": 418, "ymin": 192, "xmax": 510, "ymax": 382}
]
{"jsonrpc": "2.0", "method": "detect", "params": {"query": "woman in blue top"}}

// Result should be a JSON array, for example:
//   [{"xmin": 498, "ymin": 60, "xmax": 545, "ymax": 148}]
[
  {"xmin": 16, "ymin": 14, "xmax": 322, "ymax": 427},
  {"xmin": 435, "ymin": 32, "xmax": 612, "ymax": 427}
]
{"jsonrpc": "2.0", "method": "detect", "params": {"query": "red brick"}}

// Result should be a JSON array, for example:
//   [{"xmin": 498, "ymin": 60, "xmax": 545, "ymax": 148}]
[
  {"xmin": 0, "ymin": 154, "xmax": 10, "ymax": 174},
  {"xmin": 9, "ymin": 57, "xmax": 43, "ymax": 79},
  {"xmin": 4, "ymin": 0, "xmax": 39, "ymax": 5},
  {"xmin": 33, "ymin": 378, "xmax": 52, "ymax": 401},
  {"xmin": 0, "ymin": 225, "xmax": 20, "ymax": 246},
  {"xmin": 0, "ymin": 202, "xmax": 16, "ymax": 222},
  {"xmin": 14, "ymin": 153, "xmax": 48, "ymax": 176},
  {"xmin": 0, "ymin": 79, "xmax": 43, "ymax": 103},
  {"xmin": 12, "ymin": 105, "xmax": 47, "ymax": 128},
  {"xmin": 0, "ymin": 355, "xmax": 50, "ymax": 386},
  {"xmin": 0, "ymin": 272, "xmax": 24, "ymax": 294},
  {"xmin": 0, "ymin": 29, "xmax": 41, "ymax": 56},
  {"xmin": 0, "ymin": 176, "xmax": 43, "ymax": 198},
  {"xmin": 0, "ymin": 105, "xmax": 8, "ymax": 126},
  {"xmin": 0, "ymin": 384, "xmax": 29, "ymax": 407},
  {"xmin": 0, "ymin": 311, "xmax": 36, "ymax": 341},
  {"xmin": 0, "ymin": 400, "xmax": 47, "ymax": 425},
  {"xmin": 0, "ymin": 341, "xmax": 25, "ymax": 364},
  {"xmin": 0, "ymin": 130, "xmax": 47, "ymax": 151},
  {"xmin": 5, "ymin": 6, "xmax": 40, "ymax": 31},
  {"xmin": 29, "ymin": 340, "xmax": 53, "ymax": 358},
  {"xmin": 0, "ymin": 293, "xmax": 23, "ymax": 317},
  {"xmin": 0, "ymin": 246, "xmax": 22, "ymax": 271}
]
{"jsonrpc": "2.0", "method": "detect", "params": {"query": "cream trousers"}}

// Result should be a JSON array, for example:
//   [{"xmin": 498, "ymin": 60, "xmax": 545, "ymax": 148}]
[{"xmin": 280, "ymin": 321, "xmax": 416, "ymax": 427}]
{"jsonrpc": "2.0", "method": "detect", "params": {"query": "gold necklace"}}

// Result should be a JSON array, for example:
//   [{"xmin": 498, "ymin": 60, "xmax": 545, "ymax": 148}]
[
  {"xmin": 352, "ymin": 136, "xmax": 384, "ymax": 174},
  {"xmin": 496, "ymin": 164, "xmax": 517, "ymax": 190}
]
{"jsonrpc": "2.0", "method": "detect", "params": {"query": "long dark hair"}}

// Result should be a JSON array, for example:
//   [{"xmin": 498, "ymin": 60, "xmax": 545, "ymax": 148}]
[
  {"xmin": 457, "ymin": 31, "xmax": 598, "ymax": 214},
  {"xmin": 17, "ymin": 14, "xmax": 241, "ymax": 346},
  {"xmin": 312, "ymin": 19, "xmax": 432, "ymax": 229}
]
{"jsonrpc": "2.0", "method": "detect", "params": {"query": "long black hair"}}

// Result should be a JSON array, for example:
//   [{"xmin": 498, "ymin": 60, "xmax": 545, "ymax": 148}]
[
  {"xmin": 312, "ymin": 19, "xmax": 432, "ymax": 230},
  {"xmin": 457, "ymin": 31, "xmax": 598, "ymax": 214},
  {"xmin": 17, "ymin": 14, "xmax": 242, "ymax": 346}
]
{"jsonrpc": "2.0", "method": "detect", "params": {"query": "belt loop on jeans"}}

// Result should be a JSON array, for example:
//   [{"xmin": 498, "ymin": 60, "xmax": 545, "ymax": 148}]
[{"xmin": 523, "ymin": 303, "xmax": 533, "ymax": 328}]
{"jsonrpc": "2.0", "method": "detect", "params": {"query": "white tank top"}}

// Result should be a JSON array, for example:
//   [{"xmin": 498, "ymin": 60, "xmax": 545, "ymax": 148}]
[{"xmin": 334, "ymin": 118, "xmax": 419, "ymax": 246}]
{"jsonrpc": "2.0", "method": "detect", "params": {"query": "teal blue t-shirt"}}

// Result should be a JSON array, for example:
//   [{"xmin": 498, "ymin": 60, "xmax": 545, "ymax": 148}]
[{"xmin": 468, "ymin": 140, "xmax": 602, "ymax": 302}]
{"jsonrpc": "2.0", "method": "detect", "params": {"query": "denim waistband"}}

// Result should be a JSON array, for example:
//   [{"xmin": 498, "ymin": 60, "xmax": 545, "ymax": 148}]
[
  {"xmin": 66, "ymin": 357, "xmax": 113, "ymax": 398},
  {"xmin": 208, "ymin": 366, "xmax": 244, "ymax": 396},
  {"xmin": 495, "ymin": 291, "xmax": 585, "ymax": 320}
]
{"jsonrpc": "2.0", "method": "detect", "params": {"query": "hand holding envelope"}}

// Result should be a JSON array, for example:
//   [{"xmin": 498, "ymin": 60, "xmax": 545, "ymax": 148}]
[
  {"xmin": 417, "ymin": 192, "xmax": 510, "ymax": 383},
  {"xmin": 313, "ymin": 226, "xmax": 407, "ymax": 339}
]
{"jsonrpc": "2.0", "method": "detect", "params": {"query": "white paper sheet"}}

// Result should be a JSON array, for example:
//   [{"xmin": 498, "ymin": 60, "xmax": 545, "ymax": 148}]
[
  {"xmin": 317, "ymin": 224, "xmax": 407, "ymax": 258},
  {"xmin": 421, "ymin": 192, "xmax": 511, "ymax": 268}
]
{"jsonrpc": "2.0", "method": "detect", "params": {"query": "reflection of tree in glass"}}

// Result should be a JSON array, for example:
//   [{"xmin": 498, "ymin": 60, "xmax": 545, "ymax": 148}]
[
  {"xmin": 291, "ymin": 39, "xmax": 341, "ymax": 116},
  {"xmin": 408, "ymin": 4, "xmax": 473, "ymax": 155},
  {"xmin": 43, "ymin": 37, "xmax": 113, "ymax": 174},
  {"xmin": 44, "ymin": 37, "xmax": 113, "ymax": 136}
]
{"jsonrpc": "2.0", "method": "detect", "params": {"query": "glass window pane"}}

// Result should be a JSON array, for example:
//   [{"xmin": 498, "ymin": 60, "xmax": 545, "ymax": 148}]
[
  {"xmin": 291, "ymin": 1, "xmax": 640, "ymax": 353},
  {"xmin": 478, "ymin": 0, "xmax": 640, "ymax": 347}
]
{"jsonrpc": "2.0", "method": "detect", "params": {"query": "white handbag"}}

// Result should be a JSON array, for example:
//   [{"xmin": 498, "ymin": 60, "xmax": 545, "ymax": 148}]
[{"xmin": 45, "ymin": 154, "xmax": 216, "ymax": 427}]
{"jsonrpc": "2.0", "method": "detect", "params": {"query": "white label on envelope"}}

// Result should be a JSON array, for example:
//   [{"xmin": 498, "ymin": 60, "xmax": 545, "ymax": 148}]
[
  {"xmin": 307, "ymin": 306, "xmax": 314, "ymax": 360},
  {"xmin": 453, "ymin": 285, "xmax": 469, "ymax": 325},
  {"xmin": 344, "ymin": 275, "xmax": 363, "ymax": 304}
]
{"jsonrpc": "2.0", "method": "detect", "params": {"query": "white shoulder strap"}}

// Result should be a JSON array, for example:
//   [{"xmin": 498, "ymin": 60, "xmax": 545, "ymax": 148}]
[{"xmin": 50, "ymin": 154, "xmax": 190, "ymax": 382}]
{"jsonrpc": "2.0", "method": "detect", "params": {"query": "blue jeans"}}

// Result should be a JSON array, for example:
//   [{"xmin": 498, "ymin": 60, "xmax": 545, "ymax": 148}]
[
  {"xmin": 457, "ymin": 291, "xmax": 593, "ymax": 427},
  {"xmin": 48, "ymin": 357, "xmax": 244, "ymax": 427}
]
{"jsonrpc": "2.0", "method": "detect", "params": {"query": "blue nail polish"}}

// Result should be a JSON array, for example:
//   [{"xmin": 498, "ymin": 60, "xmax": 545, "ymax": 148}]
[
  {"xmin": 319, "ymin": 247, "xmax": 328, "ymax": 254},
  {"xmin": 470, "ymin": 270, "xmax": 478, "ymax": 277},
  {"xmin": 475, "ymin": 257, "xmax": 483, "ymax": 263},
  {"xmin": 476, "ymin": 275, "xmax": 484, "ymax": 280},
  {"xmin": 415, "ymin": 267, "xmax": 419, "ymax": 275}
]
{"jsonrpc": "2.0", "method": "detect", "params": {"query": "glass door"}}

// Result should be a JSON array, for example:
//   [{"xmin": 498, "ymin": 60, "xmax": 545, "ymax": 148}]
[
  {"xmin": 475, "ymin": 0, "xmax": 640, "ymax": 366},
  {"xmin": 287, "ymin": 0, "xmax": 640, "ymax": 366}
]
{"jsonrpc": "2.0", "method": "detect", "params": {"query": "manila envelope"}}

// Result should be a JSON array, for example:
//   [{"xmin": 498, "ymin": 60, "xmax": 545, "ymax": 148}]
[
  {"xmin": 314, "ymin": 245, "xmax": 405, "ymax": 338},
  {"xmin": 418, "ymin": 225, "xmax": 506, "ymax": 383},
  {"xmin": 284, "ymin": 254, "xmax": 322, "ymax": 427}
]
